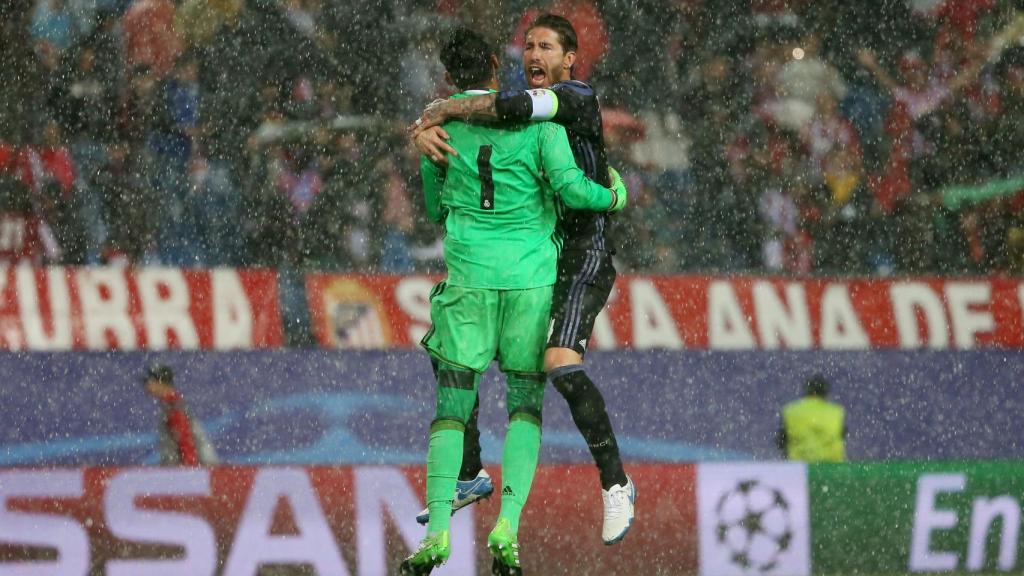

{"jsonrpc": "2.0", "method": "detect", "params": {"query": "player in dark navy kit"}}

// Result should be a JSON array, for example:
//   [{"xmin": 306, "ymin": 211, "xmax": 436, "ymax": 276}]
[{"xmin": 411, "ymin": 14, "xmax": 636, "ymax": 545}]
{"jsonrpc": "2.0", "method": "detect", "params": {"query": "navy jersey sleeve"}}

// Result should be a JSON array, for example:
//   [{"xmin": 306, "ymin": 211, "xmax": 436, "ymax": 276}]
[{"xmin": 494, "ymin": 80, "xmax": 602, "ymax": 138}]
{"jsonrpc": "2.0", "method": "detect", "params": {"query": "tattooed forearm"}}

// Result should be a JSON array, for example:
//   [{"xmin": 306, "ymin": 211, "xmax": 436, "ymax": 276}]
[{"xmin": 443, "ymin": 93, "xmax": 498, "ymax": 121}]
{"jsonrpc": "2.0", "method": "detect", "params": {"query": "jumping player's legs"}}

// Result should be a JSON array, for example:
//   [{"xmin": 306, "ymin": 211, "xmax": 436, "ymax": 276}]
[
  {"xmin": 403, "ymin": 358, "xmax": 480, "ymax": 573},
  {"xmin": 426, "ymin": 364, "xmax": 478, "ymax": 534},
  {"xmin": 415, "ymin": 284, "xmax": 495, "ymax": 524},
  {"xmin": 418, "ymin": 282, "xmax": 499, "ymax": 537},
  {"xmin": 547, "ymin": 249, "xmax": 635, "ymax": 544},
  {"xmin": 489, "ymin": 285, "xmax": 551, "ymax": 569},
  {"xmin": 546, "ymin": 250, "xmax": 626, "ymax": 490},
  {"xmin": 494, "ymin": 285, "xmax": 550, "ymax": 536}
]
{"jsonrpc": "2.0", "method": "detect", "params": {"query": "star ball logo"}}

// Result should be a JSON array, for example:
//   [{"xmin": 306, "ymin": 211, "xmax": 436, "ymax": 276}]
[
  {"xmin": 697, "ymin": 463, "xmax": 810, "ymax": 576},
  {"xmin": 714, "ymin": 479, "xmax": 795, "ymax": 573}
]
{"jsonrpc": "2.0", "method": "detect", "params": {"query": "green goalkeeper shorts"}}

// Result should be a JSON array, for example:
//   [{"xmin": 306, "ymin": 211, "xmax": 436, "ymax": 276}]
[{"xmin": 420, "ymin": 281, "xmax": 552, "ymax": 375}]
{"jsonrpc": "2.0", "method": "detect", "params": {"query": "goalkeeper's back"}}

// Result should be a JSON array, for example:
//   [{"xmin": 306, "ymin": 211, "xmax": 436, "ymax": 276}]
[
  {"xmin": 422, "ymin": 92, "xmax": 559, "ymax": 290},
  {"xmin": 422, "ymin": 90, "xmax": 615, "ymax": 290},
  {"xmin": 419, "ymin": 28, "xmax": 613, "ymax": 290}
]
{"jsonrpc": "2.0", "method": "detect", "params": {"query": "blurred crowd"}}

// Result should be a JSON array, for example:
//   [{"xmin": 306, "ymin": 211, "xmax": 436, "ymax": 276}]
[{"xmin": 1, "ymin": 0, "xmax": 1024, "ymax": 276}]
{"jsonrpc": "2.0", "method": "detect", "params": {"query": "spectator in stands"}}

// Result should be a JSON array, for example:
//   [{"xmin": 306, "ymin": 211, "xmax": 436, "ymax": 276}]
[
  {"xmin": 0, "ymin": 172, "xmax": 49, "ymax": 264},
  {"xmin": 143, "ymin": 363, "xmax": 218, "ymax": 466},
  {"xmin": 398, "ymin": 25, "xmax": 447, "ymax": 120},
  {"xmin": 991, "ymin": 48, "xmax": 1024, "ymax": 174},
  {"xmin": 152, "ymin": 54, "xmax": 204, "ymax": 265},
  {"xmin": 174, "ymin": 0, "xmax": 243, "ymax": 50},
  {"xmin": 610, "ymin": 145, "xmax": 675, "ymax": 273},
  {"xmin": 31, "ymin": 0, "xmax": 76, "ymax": 53},
  {"xmin": 2, "ymin": 1, "xmax": 45, "ymax": 145},
  {"xmin": 94, "ymin": 143, "xmax": 151, "ymax": 264},
  {"xmin": 59, "ymin": 6, "xmax": 123, "ymax": 269},
  {"xmin": 4, "ymin": 0, "xmax": 1024, "ymax": 279},
  {"xmin": 681, "ymin": 52, "xmax": 749, "ymax": 270},
  {"xmin": 197, "ymin": 1, "xmax": 264, "ymax": 174},
  {"xmin": 122, "ymin": 0, "xmax": 182, "ymax": 79},
  {"xmin": 187, "ymin": 155, "xmax": 243, "ymax": 266},
  {"xmin": 812, "ymin": 146, "xmax": 872, "ymax": 273},
  {"xmin": 297, "ymin": 132, "xmax": 370, "ymax": 270},
  {"xmin": 32, "ymin": 120, "xmax": 86, "ymax": 263},
  {"xmin": 778, "ymin": 374, "xmax": 846, "ymax": 462},
  {"xmin": 801, "ymin": 92, "xmax": 860, "ymax": 182},
  {"xmin": 375, "ymin": 153, "xmax": 415, "ymax": 272},
  {"xmin": 1008, "ymin": 217, "xmax": 1024, "ymax": 275},
  {"xmin": 773, "ymin": 31, "xmax": 847, "ymax": 131}
]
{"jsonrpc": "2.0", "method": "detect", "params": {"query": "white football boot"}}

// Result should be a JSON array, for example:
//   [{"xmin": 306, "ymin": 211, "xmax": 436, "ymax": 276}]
[{"xmin": 602, "ymin": 475, "xmax": 636, "ymax": 545}]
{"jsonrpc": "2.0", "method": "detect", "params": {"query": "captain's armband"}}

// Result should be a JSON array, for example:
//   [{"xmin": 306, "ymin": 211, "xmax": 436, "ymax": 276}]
[{"xmin": 527, "ymin": 89, "xmax": 558, "ymax": 120}]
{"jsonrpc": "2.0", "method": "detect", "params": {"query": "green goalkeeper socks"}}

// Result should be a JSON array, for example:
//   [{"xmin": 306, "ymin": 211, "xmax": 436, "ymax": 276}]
[
  {"xmin": 497, "ymin": 416, "xmax": 542, "ymax": 534},
  {"xmin": 426, "ymin": 423, "xmax": 464, "ymax": 535}
]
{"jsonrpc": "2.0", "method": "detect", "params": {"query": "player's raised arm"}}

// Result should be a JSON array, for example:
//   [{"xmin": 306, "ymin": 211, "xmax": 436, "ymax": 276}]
[
  {"xmin": 412, "ymin": 82, "xmax": 599, "ymax": 135},
  {"xmin": 538, "ymin": 122, "xmax": 625, "ymax": 212},
  {"xmin": 412, "ymin": 93, "xmax": 499, "ymax": 132},
  {"xmin": 419, "ymin": 156, "xmax": 446, "ymax": 223},
  {"xmin": 410, "ymin": 95, "xmax": 492, "ymax": 163}
]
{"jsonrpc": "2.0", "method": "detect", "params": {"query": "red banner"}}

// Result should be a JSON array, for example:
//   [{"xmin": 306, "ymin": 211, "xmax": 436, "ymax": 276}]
[
  {"xmin": 307, "ymin": 274, "xmax": 1024, "ymax": 350},
  {"xmin": 0, "ymin": 266, "xmax": 283, "ymax": 350},
  {"xmin": 0, "ymin": 464, "xmax": 696, "ymax": 575}
]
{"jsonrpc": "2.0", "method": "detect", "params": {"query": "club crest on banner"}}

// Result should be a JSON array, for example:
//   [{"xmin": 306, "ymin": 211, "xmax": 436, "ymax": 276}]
[{"xmin": 320, "ymin": 279, "xmax": 390, "ymax": 348}]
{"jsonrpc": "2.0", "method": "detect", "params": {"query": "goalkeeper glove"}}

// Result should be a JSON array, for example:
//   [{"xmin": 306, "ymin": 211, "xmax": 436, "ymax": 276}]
[{"xmin": 607, "ymin": 167, "xmax": 627, "ymax": 212}]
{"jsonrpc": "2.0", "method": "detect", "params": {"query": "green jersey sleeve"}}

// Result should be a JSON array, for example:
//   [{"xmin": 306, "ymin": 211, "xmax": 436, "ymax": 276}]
[
  {"xmin": 537, "ymin": 122, "xmax": 613, "ymax": 212},
  {"xmin": 419, "ymin": 156, "xmax": 446, "ymax": 223}
]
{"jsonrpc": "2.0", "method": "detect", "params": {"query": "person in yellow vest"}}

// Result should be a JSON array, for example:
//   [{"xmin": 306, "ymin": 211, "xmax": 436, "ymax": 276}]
[{"xmin": 778, "ymin": 374, "xmax": 846, "ymax": 462}]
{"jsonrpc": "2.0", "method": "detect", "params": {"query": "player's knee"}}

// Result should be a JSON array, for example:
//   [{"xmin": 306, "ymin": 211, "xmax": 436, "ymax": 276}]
[
  {"xmin": 430, "ymin": 417, "xmax": 466, "ymax": 433},
  {"xmin": 544, "ymin": 346, "xmax": 582, "ymax": 373},
  {"xmin": 550, "ymin": 366, "xmax": 586, "ymax": 398},
  {"xmin": 435, "ymin": 367, "xmax": 478, "ymax": 423},
  {"xmin": 435, "ymin": 400, "xmax": 474, "ymax": 425},
  {"xmin": 550, "ymin": 368, "xmax": 606, "ymax": 418},
  {"xmin": 506, "ymin": 373, "xmax": 545, "ymax": 422}
]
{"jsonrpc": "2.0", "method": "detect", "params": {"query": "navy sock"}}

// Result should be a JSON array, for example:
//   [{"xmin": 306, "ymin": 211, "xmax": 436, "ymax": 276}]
[{"xmin": 550, "ymin": 365, "xmax": 627, "ymax": 490}]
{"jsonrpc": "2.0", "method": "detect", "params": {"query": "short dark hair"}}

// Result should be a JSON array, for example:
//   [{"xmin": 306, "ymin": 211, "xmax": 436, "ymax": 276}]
[
  {"xmin": 144, "ymin": 363, "xmax": 174, "ymax": 385},
  {"xmin": 805, "ymin": 374, "xmax": 828, "ymax": 397},
  {"xmin": 440, "ymin": 27, "xmax": 496, "ymax": 90},
  {"xmin": 527, "ymin": 13, "xmax": 578, "ymax": 54}
]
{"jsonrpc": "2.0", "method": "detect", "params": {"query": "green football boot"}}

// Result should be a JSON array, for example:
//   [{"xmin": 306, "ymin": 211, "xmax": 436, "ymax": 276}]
[
  {"xmin": 399, "ymin": 530, "xmax": 450, "ymax": 576},
  {"xmin": 488, "ymin": 518, "xmax": 523, "ymax": 576}
]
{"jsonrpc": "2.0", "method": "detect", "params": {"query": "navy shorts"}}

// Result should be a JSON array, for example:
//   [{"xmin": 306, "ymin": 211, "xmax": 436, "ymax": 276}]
[{"xmin": 546, "ymin": 250, "xmax": 616, "ymax": 356}]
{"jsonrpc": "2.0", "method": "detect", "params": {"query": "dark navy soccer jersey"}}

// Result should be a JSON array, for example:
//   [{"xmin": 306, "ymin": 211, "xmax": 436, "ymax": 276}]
[{"xmin": 495, "ymin": 80, "xmax": 614, "ymax": 253}]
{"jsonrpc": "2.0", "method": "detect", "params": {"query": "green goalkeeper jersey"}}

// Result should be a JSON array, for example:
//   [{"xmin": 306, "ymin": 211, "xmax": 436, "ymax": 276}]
[{"xmin": 420, "ymin": 89, "xmax": 616, "ymax": 290}]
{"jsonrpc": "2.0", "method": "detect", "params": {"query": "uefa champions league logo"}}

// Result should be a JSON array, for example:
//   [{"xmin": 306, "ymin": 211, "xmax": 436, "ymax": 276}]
[{"xmin": 714, "ymin": 479, "xmax": 795, "ymax": 574}]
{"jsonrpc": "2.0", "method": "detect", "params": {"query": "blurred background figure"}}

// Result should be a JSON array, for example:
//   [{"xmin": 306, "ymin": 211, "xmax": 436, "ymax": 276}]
[
  {"xmin": 143, "ymin": 363, "xmax": 218, "ymax": 466},
  {"xmin": 778, "ymin": 374, "xmax": 846, "ymax": 462}
]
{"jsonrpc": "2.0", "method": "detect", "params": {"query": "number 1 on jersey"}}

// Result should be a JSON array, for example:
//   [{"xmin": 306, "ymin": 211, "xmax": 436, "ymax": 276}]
[{"xmin": 477, "ymin": 145, "xmax": 494, "ymax": 210}]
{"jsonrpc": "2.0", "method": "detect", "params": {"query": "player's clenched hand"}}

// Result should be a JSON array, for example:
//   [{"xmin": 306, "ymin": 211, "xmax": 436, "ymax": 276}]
[
  {"xmin": 607, "ymin": 167, "xmax": 627, "ymax": 212},
  {"xmin": 413, "ymin": 126, "xmax": 456, "ymax": 166}
]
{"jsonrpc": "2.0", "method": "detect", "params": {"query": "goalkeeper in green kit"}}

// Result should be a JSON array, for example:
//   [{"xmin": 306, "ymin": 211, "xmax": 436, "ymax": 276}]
[{"xmin": 399, "ymin": 27, "xmax": 626, "ymax": 576}]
